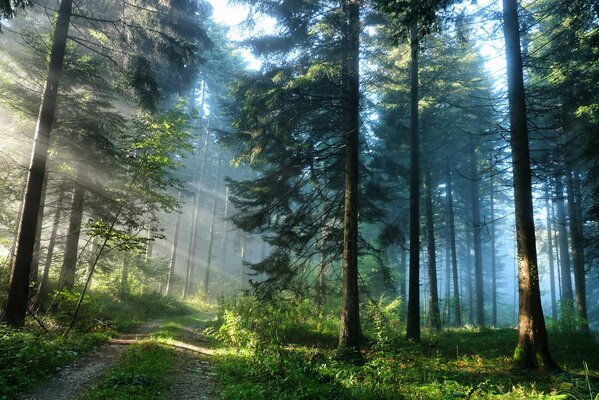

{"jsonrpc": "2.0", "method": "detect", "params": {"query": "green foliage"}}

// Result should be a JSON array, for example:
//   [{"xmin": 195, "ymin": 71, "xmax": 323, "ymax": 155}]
[
  {"xmin": 548, "ymin": 301, "xmax": 586, "ymax": 334},
  {"xmin": 215, "ymin": 295, "xmax": 337, "ymax": 353},
  {"xmin": 362, "ymin": 296, "xmax": 403, "ymax": 351},
  {"xmin": 0, "ymin": 326, "xmax": 107, "ymax": 398},
  {"xmin": 213, "ymin": 301, "xmax": 599, "ymax": 400},
  {"xmin": 47, "ymin": 291, "xmax": 189, "ymax": 332},
  {"xmin": 84, "ymin": 341, "xmax": 173, "ymax": 400}
]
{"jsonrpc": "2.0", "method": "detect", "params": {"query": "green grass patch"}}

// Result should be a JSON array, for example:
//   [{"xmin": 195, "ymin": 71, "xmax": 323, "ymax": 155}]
[
  {"xmin": 0, "ymin": 325, "xmax": 108, "ymax": 399},
  {"xmin": 211, "ymin": 297, "xmax": 599, "ymax": 400},
  {"xmin": 83, "ymin": 341, "xmax": 174, "ymax": 400}
]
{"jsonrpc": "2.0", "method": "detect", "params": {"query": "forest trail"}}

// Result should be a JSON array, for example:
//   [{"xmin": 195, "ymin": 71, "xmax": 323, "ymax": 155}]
[{"xmin": 20, "ymin": 313, "xmax": 219, "ymax": 400}]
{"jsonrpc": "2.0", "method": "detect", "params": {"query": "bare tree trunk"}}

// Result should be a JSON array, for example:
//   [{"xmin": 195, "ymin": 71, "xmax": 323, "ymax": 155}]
[
  {"xmin": 338, "ymin": 0, "xmax": 361, "ymax": 354},
  {"xmin": 406, "ymin": 19, "xmax": 421, "ymax": 342},
  {"xmin": 566, "ymin": 170, "xmax": 588, "ymax": 332},
  {"xmin": 545, "ymin": 196, "xmax": 558, "ymax": 322},
  {"xmin": 316, "ymin": 248, "xmax": 328, "ymax": 314},
  {"xmin": 490, "ymin": 168, "xmax": 497, "ymax": 327},
  {"xmin": 239, "ymin": 234, "xmax": 247, "ymax": 290},
  {"xmin": 183, "ymin": 131, "xmax": 211, "ymax": 298},
  {"xmin": 166, "ymin": 191, "xmax": 182, "ymax": 297},
  {"xmin": 552, "ymin": 201, "xmax": 562, "ymax": 302},
  {"xmin": 399, "ymin": 243, "xmax": 407, "ymax": 313},
  {"xmin": 424, "ymin": 165, "xmax": 441, "ymax": 330},
  {"xmin": 503, "ymin": 0, "xmax": 557, "ymax": 369},
  {"xmin": 444, "ymin": 226, "xmax": 451, "ymax": 325},
  {"xmin": 202, "ymin": 151, "xmax": 223, "ymax": 299},
  {"xmin": 555, "ymin": 176, "xmax": 573, "ymax": 305},
  {"xmin": 466, "ymin": 230, "xmax": 474, "ymax": 324},
  {"xmin": 59, "ymin": 179, "xmax": 84, "ymax": 291},
  {"xmin": 220, "ymin": 185, "xmax": 230, "ymax": 287},
  {"xmin": 36, "ymin": 187, "xmax": 66, "ymax": 309},
  {"xmin": 30, "ymin": 173, "xmax": 48, "ymax": 287},
  {"xmin": 120, "ymin": 227, "xmax": 133, "ymax": 297},
  {"xmin": 445, "ymin": 161, "xmax": 462, "ymax": 326},
  {"xmin": 3, "ymin": 0, "xmax": 72, "ymax": 327},
  {"xmin": 469, "ymin": 142, "xmax": 484, "ymax": 327}
]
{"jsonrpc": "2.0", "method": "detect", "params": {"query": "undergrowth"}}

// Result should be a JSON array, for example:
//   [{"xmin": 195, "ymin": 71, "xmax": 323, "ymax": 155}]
[
  {"xmin": 83, "ymin": 341, "xmax": 174, "ymax": 400},
  {"xmin": 1, "ymin": 292, "xmax": 190, "ymax": 399},
  {"xmin": 0, "ymin": 326, "xmax": 108, "ymax": 399},
  {"xmin": 212, "ymin": 295, "xmax": 599, "ymax": 400}
]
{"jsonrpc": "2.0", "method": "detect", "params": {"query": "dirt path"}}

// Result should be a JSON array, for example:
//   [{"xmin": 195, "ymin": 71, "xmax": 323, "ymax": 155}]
[
  {"xmin": 168, "ymin": 349, "xmax": 218, "ymax": 400},
  {"xmin": 20, "ymin": 317, "xmax": 219, "ymax": 400},
  {"xmin": 20, "ymin": 321, "xmax": 162, "ymax": 400},
  {"xmin": 21, "ymin": 342, "xmax": 128, "ymax": 400}
]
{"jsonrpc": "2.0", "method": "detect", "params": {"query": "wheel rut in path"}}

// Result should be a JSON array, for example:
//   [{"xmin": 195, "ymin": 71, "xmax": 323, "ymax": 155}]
[{"xmin": 20, "ymin": 321, "xmax": 161, "ymax": 400}]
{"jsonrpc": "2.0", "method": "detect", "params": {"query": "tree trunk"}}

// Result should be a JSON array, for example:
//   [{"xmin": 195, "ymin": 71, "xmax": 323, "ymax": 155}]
[
  {"xmin": 338, "ymin": 0, "xmax": 361, "ymax": 354},
  {"xmin": 502, "ymin": 0, "xmax": 557, "ymax": 369},
  {"xmin": 239, "ymin": 234, "xmax": 247, "ymax": 290},
  {"xmin": 445, "ymin": 161, "xmax": 462, "ymax": 326},
  {"xmin": 3, "ymin": 0, "xmax": 72, "ymax": 327},
  {"xmin": 469, "ymin": 142, "xmax": 484, "ymax": 327},
  {"xmin": 545, "ymin": 196, "xmax": 558, "ymax": 322},
  {"xmin": 202, "ymin": 151, "xmax": 223, "ymax": 299},
  {"xmin": 59, "ymin": 180, "xmax": 84, "ymax": 291},
  {"xmin": 424, "ymin": 165, "xmax": 441, "ymax": 330},
  {"xmin": 36, "ymin": 187, "xmax": 66, "ymax": 309},
  {"xmin": 555, "ymin": 176, "xmax": 573, "ymax": 305},
  {"xmin": 566, "ymin": 170, "xmax": 588, "ymax": 332},
  {"xmin": 316, "ymin": 249, "xmax": 328, "ymax": 314},
  {"xmin": 30, "ymin": 173, "xmax": 48, "ymax": 287},
  {"xmin": 220, "ymin": 185, "xmax": 230, "ymax": 287},
  {"xmin": 552, "ymin": 201, "xmax": 562, "ymax": 301},
  {"xmin": 444, "ymin": 225, "xmax": 451, "ymax": 325},
  {"xmin": 165, "ymin": 191, "xmax": 182, "ymax": 297},
  {"xmin": 406, "ymin": 19, "xmax": 421, "ymax": 342},
  {"xmin": 399, "ymin": 243, "xmax": 407, "ymax": 314},
  {"xmin": 120, "ymin": 228, "xmax": 133, "ymax": 297},
  {"xmin": 183, "ymin": 132, "xmax": 211, "ymax": 298},
  {"xmin": 490, "ymin": 167, "xmax": 497, "ymax": 327},
  {"xmin": 466, "ymin": 227, "xmax": 474, "ymax": 324}
]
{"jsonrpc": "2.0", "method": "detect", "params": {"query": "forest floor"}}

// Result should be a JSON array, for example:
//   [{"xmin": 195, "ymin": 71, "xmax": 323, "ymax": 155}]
[{"xmin": 19, "ymin": 311, "xmax": 219, "ymax": 400}]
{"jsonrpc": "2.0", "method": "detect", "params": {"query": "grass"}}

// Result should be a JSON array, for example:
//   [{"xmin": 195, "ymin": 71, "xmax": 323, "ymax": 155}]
[
  {"xmin": 0, "ymin": 292, "xmax": 194, "ymax": 399},
  {"xmin": 0, "ymin": 326, "xmax": 108, "ymax": 399},
  {"xmin": 212, "ymin": 325, "xmax": 599, "ymax": 400},
  {"xmin": 83, "ymin": 341, "xmax": 174, "ymax": 400}
]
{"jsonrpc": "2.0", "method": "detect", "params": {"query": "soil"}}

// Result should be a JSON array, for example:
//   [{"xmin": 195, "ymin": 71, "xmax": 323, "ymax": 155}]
[{"xmin": 19, "ymin": 320, "xmax": 218, "ymax": 400}]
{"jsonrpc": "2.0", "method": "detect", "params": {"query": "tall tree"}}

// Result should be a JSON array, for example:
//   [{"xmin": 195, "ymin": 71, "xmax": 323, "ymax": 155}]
[
  {"xmin": 3, "ymin": 0, "xmax": 72, "ymax": 327},
  {"xmin": 502, "ymin": 0, "xmax": 557, "ymax": 370},
  {"xmin": 424, "ymin": 163, "xmax": 441, "ymax": 330},
  {"xmin": 406, "ymin": 18, "xmax": 421, "ymax": 341},
  {"xmin": 445, "ymin": 162, "xmax": 462, "ymax": 326},
  {"xmin": 338, "ymin": 0, "xmax": 362, "ymax": 354},
  {"xmin": 566, "ymin": 170, "xmax": 588, "ymax": 332},
  {"xmin": 468, "ymin": 142, "xmax": 484, "ymax": 327}
]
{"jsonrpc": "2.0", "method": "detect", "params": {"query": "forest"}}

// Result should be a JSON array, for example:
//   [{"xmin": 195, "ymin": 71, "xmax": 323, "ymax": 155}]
[{"xmin": 0, "ymin": 0, "xmax": 598, "ymax": 398}]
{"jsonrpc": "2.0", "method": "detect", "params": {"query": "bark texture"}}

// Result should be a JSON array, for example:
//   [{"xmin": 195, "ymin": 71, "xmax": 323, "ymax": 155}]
[
  {"xmin": 59, "ymin": 181, "xmax": 84, "ymax": 290},
  {"xmin": 3, "ymin": 0, "xmax": 72, "ymax": 327},
  {"xmin": 503, "ymin": 0, "xmax": 557, "ymax": 370},
  {"xmin": 338, "ymin": 0, "xmax": 361, "ymax": 353},
  {"xmin": 445, "ymin": 162, "xmax": 462, "ymax": 326},
  {"xmin": 166, "ymin": 191, "xmax": 182, "ymax": 297},
  {"xmin": 469, "ymin": 142, "xmax": 484, "ymax": 327},
  {"xmin": 406, "ymin": 20, "xmax": 421, "ymax": 342},
  {"xmin": 424, "ymin": 165, "xmax": 441, "ymax": 330},
  {"xmin": 566, "ymin": 170, "xmax": 588, "ymax": 332}
]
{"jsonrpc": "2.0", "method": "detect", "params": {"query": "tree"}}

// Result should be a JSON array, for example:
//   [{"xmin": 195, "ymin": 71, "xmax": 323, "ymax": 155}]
[
  {"xmin": 3, "ymin": 0, "xmax": 72, "ymax": 327},
  {"xmin": 338, "ymin": 0, "xmax": 362, "ymax": 354},
  {"xmin": 502, "ymin": 0, "xmax": 557, "ymax": 370},
  {"xmin": 0, "ymin": 0, "xmax": 29, "ymax": 20}
]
